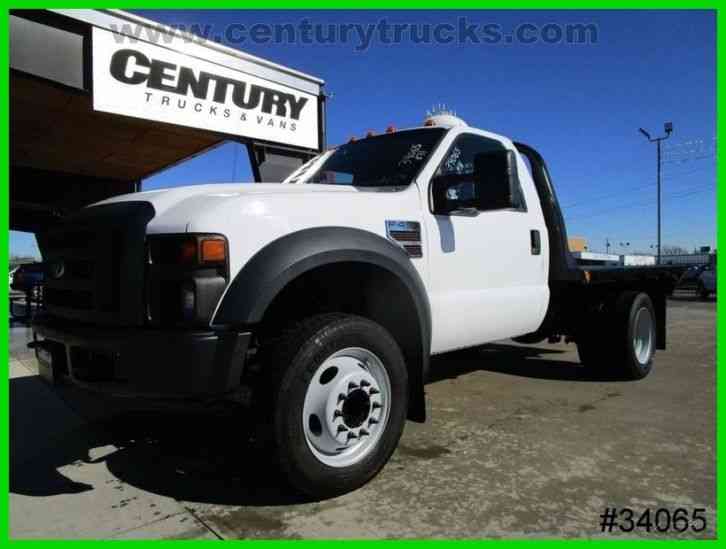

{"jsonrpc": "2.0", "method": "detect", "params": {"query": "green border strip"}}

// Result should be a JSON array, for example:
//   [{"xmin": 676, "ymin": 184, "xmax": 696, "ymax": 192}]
[
  {"xmin": 2, "ymin": 5, "xmax": 720, "ymax": 543},
  {"xmin": 1, "ymin": 3, "xmax": 724, "ymax": 8},
  {"xmin": 2, "ymin": 6, "xmax": 8, "ymax": 547}
]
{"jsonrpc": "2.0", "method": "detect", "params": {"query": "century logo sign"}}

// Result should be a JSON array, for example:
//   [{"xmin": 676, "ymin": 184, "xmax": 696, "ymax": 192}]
[
  {"xmin": 92, "ymin": 28, "xmax": 319, "ymax": 149},
  {"xmin": 109, "ymin": 49, "xmax": 309, "ymax": 121}
]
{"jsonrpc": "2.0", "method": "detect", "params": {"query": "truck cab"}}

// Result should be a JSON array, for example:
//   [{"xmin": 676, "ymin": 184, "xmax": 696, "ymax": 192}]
[
  {"xmin": 32, "ymin": 114, "xmax": 673, "ymax": 498},
  {"xmin": 285, "ymin": 114, "xmax": 550, "ymax": 351}
]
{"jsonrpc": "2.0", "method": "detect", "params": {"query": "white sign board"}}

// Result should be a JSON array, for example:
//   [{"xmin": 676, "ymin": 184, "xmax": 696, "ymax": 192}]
[{"xmin": 92, "ymin": 27, "xmax": 319, "ymax": 149}]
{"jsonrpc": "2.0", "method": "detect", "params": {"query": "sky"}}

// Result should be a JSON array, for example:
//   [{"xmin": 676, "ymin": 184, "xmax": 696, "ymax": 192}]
[{"xmin": 10, "ymin": 10, "xmax": 716, "ymax": 257}]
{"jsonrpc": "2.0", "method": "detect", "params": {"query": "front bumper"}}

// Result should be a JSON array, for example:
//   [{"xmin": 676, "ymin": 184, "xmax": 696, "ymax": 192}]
[{"xmin": 32, "ymin": 315, "xmax": 251, "ymax": 400}]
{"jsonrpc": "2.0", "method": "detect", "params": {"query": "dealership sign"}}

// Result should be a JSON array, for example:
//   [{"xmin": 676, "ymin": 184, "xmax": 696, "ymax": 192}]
[{"xmin": 92, "ymin": 28, "xmax": 319, "ymax": 149}]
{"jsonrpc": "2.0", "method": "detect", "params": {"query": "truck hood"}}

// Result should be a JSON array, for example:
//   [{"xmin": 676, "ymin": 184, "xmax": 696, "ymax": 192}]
[
  {"xmin": 92, "ymin": 182, "xmax": 414, "ymax": 236},
  {"xmin": 94, "ymin": 182, "xmax": 370, "ymax": 232},
  {"xmin": 95, "ymin": 182, "xmax": 356, "ymax": 218},
  {"xmin": 90, "ymin": 180, "xmax": 421, "ymax": 294}
]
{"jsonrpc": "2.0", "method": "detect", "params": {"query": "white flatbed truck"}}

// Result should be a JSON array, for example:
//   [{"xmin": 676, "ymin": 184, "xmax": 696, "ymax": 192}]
[{"xmin": 33, "ymin": 113, "xmax": 676, "ymax": 497}]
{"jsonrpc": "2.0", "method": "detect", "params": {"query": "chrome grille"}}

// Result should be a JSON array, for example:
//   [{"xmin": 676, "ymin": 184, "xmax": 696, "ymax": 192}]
[{"xmin": 37, "ymin": 202, "xmax": 154, "ymax": 326}]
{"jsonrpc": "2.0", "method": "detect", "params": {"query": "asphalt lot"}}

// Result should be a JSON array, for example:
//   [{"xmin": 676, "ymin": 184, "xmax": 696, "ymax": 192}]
[{"xmin": 9, "ymin": 294, "xmax": 716, "ymax": 539}]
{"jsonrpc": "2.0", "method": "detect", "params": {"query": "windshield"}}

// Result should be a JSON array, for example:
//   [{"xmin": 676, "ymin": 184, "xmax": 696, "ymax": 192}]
[
  {"xmin": 284, "ymin": 151, "xmax": 329, "ymax": 184},
  {"xmin": 306, "ymin": 128, "xmax": 446, "ymax": 187}
]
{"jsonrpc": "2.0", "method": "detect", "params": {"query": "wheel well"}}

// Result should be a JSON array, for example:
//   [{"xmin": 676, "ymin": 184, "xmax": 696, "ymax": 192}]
[
  {"xmin": 256, "ymin": 261, "xmax": 426, "ymax": 420},
  {"xmin": 554, "ymin": 282, "xmax": 667, "ymax": 351}
]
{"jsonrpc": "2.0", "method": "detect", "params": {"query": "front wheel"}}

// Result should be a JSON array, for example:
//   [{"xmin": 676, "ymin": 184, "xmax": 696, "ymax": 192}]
[{"xmin": 261, "ymin": 314, "xmax": 408, "ymax": 498}]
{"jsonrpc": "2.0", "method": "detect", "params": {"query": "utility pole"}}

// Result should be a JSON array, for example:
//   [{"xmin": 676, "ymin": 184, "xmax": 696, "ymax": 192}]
[
  {"xmin": 605, "ymin": 238, "xmax": 611, "ymax": 254},
  {"xmin": 639, "ymin": 122, "xmax": 673, "ymax": 264}
]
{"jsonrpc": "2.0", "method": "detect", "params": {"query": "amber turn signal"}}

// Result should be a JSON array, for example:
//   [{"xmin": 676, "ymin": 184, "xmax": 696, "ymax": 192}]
[{"xmin": 200, "ymin": 238, "xmax": 226, "ymax": 264}]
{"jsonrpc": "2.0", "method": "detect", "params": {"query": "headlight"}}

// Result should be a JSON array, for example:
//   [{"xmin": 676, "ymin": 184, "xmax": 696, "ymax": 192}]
[
  {"xmin": 148, "ymin": 234, "xmax": 228, "ymax": 271},
  {"xmin": 145, "ymin": 234, "xmax": 229, "ymax": 326}
]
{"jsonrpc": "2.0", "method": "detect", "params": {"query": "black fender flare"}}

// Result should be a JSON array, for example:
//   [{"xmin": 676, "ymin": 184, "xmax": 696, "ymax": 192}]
[{"xmin": 213, "ymin": 226, "xmax": 431, "ymax": 421}]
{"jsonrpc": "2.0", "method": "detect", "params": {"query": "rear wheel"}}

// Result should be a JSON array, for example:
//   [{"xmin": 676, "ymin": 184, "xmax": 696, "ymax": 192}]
[
  {"xmin": 259, "ymin": 314, "xmax": 408, "ymax": 498},
  {"xmin": 577, "ymin": 291, "xmax": 656, "ymax": 380}
]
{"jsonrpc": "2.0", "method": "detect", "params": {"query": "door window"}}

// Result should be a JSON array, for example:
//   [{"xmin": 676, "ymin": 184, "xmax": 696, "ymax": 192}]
[{"xmin": 436, "ymin": 134, "xmax": 527, "ymax": 211}]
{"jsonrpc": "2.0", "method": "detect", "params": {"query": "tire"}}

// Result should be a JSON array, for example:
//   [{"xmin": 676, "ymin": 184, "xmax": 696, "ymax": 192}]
[
  {"xmin": 10, "ymin": 295, "xmax": 30, "ymax": 320},
  {"xmin": 698, "ymin": 282, "xmax": 710, "ymax": 300},
  {"xmin": 259, "ymin": 313, "xmax": 408, "ymax": 498},
  {"xmin": 577, "ymin": 291, "xmax": 656, "ymax": 380},
  {"xmin": 9, "ymin": 299, "xmax": 25, "ymax": 320}
]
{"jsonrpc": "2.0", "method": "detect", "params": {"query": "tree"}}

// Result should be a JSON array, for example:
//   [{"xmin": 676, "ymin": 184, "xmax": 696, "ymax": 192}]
[{"xmin": 661, "ymin": 245, "xmax": 689, "ymax": 256}]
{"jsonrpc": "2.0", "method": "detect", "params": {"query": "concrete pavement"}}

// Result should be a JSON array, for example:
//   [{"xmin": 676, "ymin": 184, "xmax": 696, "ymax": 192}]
[{"xmin": 9, "ymin": 295, "xmax": 716, "ymax": 539}]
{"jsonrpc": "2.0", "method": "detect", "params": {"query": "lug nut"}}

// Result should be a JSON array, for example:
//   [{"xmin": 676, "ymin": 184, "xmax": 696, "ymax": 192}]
[
  {"xmin": 348, "ymin": 382, "xmax": 359, "ymax": 391},
  {"xmin": 347, "ymin": 431, "xmax": 358, "ymax": 440},
  {"xmin": 359, "ymin": 428, "xmax": 369, "ymax": 436},
  {"xmin": 360, "ymin": 379, "xmax": 371, "ymax": 387},
  {"xmin": 333, "ymin": 409, "xmax": 343, "ymax": 419},
  {"xmin": 369, "ymin": 387, "xmax": 380, "ymax": 395},
  {"xmin": 369, "ymin": 417, "xmax": 379, "ymax": 425},
  {"xmin": 338, "ymin": 393, "xmax": 347, "ymax": 402},
  {"xmin": 337, "ymin": 424, "xmax": 348, "ymax": 433}
]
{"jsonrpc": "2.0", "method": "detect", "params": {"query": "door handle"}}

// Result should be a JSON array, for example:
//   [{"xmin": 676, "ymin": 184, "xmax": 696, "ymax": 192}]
[{"xmin": 530, "ymin": 230, "xmax": 541, "ymax": 255}]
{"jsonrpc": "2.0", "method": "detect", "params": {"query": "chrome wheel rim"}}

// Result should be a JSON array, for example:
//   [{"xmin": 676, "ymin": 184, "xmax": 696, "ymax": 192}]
[
  {"xmin": 633, "ymin": 306, "xmax": 655, "ymax": 366},
  {"xmin": 302, "ymin": 347, "xmax": 391, "ymax": 468}
]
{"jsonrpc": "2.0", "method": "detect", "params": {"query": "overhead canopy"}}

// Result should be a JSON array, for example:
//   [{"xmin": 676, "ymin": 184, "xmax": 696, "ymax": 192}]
[
  {"xmin": 11, "ymin": 72, "xmax": 224, "ymax": 183},
  {"xmin": 10, "ymin": 9, "xmax": 325, "ymax": 233}
]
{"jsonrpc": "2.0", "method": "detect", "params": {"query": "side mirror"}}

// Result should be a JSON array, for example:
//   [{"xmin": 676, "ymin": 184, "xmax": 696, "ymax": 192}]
[
  {"xmin": 431, "ymin": 174, "xmax": 479, "ymax": 215},
  {"xmin": 431, "ymin": 149, "xmax": 519, "ymax": 215}
]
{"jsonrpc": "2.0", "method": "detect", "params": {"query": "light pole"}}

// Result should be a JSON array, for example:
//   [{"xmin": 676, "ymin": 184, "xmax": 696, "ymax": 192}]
[{"xmin": 639, "ymin": 122, "xmax": 673, "ymax": 264}]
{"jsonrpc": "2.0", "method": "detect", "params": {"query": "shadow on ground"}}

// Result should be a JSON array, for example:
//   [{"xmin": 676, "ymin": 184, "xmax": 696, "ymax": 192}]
[
  {"xmin": 11, "ymin": 342, "xmax": 631, "ymax": 508},
  {"xmin": 430, "ymin": 342, "xmax": 633, "ymax": 383},
  {"xmin": 11, "ymin": 391, "xmax": 311, "ymax": 506}
]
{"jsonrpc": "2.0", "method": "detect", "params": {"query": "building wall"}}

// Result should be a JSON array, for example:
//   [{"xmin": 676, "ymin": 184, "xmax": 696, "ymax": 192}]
[{"xmin": 568, "ymin": 237, "xmax": 588, "ymax": 252}]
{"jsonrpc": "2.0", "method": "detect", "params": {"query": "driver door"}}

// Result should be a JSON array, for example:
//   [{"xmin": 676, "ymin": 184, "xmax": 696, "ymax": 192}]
[{"xmin": 421, "ymin": 132, "xmax": 549, "ymax": 354}]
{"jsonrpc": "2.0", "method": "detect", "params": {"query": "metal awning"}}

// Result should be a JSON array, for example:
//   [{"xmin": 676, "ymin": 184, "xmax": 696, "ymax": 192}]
[{"xmin": 10, "ymin": 9, "xmax": 326, "ymax": 232}]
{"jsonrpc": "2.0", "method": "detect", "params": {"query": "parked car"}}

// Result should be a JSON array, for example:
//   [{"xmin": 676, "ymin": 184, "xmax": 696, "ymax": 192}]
[
  {"xmin": 678, "ymin": 264, "xmax": 708, "ymax": 291},
  {"xmin": 697, "ymin": 266, "xmax": 716, "ymax": 299},
  {"xmin": 9, "ymin": 266, "xmax": 18, "ymax": 290},
  {"xmin": 10, "ymin": 262, "xmax": 45, "ymax": 320},
  {"xmin": 10, "ymin": 262, "xmax": 45, "ymax": 293}
]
